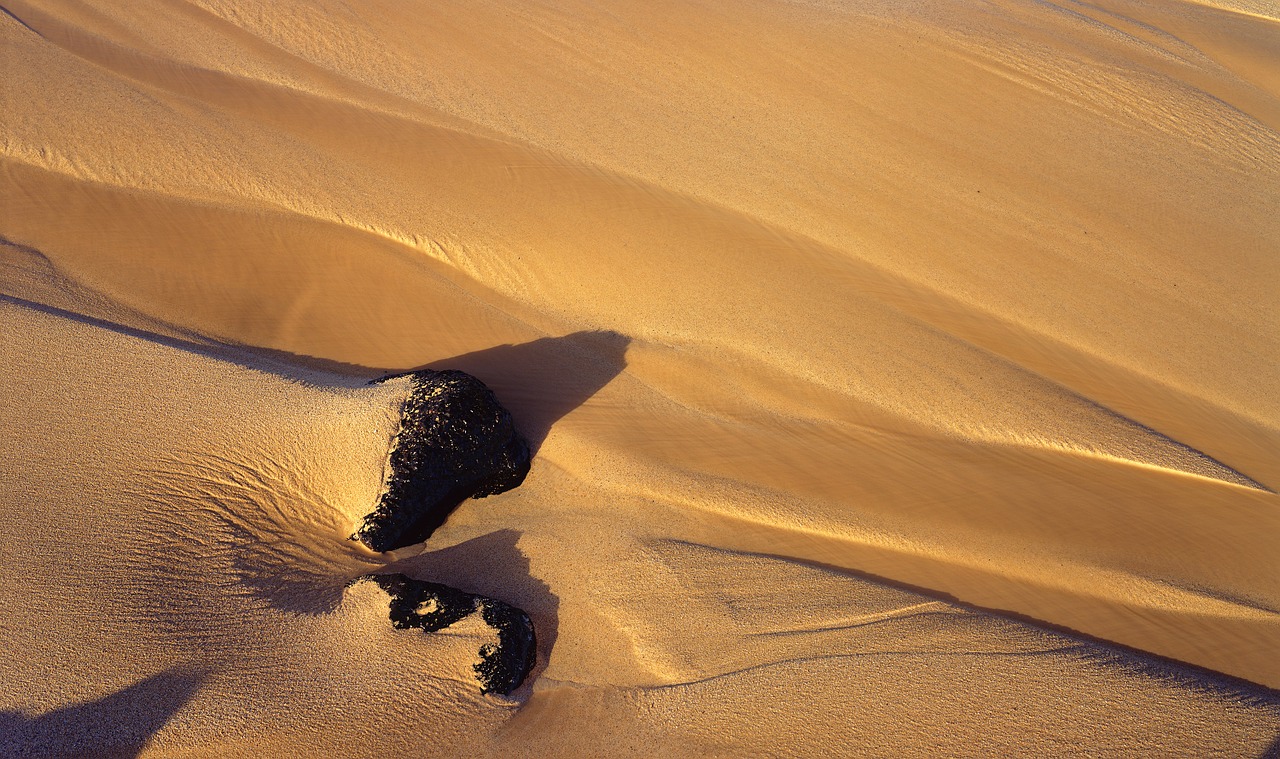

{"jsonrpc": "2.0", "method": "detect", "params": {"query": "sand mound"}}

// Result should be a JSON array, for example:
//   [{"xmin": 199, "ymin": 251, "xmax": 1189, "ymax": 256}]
[{"xmin": 2, "ymin": 0, "xmax": 1277, "ymax": 755}]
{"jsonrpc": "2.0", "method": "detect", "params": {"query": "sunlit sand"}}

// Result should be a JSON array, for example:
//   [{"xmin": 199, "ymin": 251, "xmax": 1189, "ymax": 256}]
[{"xmin": 2, "ymin": 0, "xmax": 1278, "ymax": 755}]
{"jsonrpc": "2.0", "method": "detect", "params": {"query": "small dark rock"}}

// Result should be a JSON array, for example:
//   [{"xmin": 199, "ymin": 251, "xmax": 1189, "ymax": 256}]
[
  {"xmin": 373, "ymin": 573, "xmax": 537, "ymax": 695},
  {"xmin": 356, "ymin": 370, "xmax": 530, "ymax": 552},
  {"xmin": 376, "ymin": 573, "xmax": 478, "ymax": 633},
  {"xmin": 474, "ymin": 596, "xmax": 538, "ymax": 696}
]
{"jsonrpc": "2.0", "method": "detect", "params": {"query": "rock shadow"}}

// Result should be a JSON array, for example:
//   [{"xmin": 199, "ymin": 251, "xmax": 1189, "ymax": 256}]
[
  {"xmin": 131, "ymin": 330, "xmax": 629, "ymax": 622},
  {"xmin": 421, "ymin": 330, "xmax": 631, "ymax": 454},
  {"xmin": 0, "ymin": 666, "xmax": 205, "ymax": 758},
  {"xmin": 386, "ymin": 529, "xmax": 559, "ymax": 689}
]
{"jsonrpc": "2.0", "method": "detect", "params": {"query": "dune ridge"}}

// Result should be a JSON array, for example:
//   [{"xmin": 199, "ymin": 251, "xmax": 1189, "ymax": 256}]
[{"xmin": 3, "ymin": 0, "xmax": 1279, "ymax": 755}]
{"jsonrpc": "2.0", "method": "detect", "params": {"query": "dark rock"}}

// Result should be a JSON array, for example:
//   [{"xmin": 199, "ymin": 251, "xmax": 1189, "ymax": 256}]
[
  {"xmin": 377, "ymin": 573, "xmax": 478, "ymax": 633},
  {"xmin": 356, "ymin": 370, "xmax": 531, "ymax": 552},
  {"xmin": 373, "ymin": 573, "xmax": 537, "ymax": 695},
  {"xmin": 474, "ymin": 596, "xmax": 538, "ymax": 696}
]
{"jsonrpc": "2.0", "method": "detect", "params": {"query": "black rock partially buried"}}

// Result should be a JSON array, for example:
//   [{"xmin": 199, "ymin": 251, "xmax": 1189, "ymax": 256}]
[
  {"xmin": 357, "ymin": 370, "xmax": 531, "ymax": 553},
  {"xmin": 373, "ymin": 573, "xmax": 537, "ymax": 695}
]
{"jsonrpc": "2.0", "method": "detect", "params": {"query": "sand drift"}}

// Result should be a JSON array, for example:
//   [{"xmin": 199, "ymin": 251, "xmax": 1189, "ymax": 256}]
[
  {"xmin": 3, "ymin": 0, "xmax": 1280, "ymax": 753},
  {"xmin": 357, "ymin": 369, "xmax": 536, "ymax": 695},
  {"xmin": 356, "ymin": 370, "xmax": 531, "ymax": 553}
]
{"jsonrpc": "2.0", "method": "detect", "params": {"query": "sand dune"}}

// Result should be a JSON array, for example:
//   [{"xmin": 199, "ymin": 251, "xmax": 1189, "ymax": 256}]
[{"xmin": 2, "ymin": 0, "xmax": 1278, "ymax": 755}]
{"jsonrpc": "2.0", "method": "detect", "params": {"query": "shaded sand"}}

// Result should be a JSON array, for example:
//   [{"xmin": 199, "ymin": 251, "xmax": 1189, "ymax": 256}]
[{"xmin": 2, "ymin": 0, "xmax": 1278, "ymax": 755}]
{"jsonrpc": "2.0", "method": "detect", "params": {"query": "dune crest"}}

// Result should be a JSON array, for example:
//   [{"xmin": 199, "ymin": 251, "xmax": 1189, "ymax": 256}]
[{"xmin": 2, "ymin": 0, "xmax": 1278, "ymax": 755}]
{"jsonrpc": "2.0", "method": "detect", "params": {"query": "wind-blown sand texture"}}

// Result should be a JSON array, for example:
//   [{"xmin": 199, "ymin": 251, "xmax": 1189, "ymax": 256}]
[{"xmin": 2, "ymin": 0, "xmax": 1279, "ymax": 755}]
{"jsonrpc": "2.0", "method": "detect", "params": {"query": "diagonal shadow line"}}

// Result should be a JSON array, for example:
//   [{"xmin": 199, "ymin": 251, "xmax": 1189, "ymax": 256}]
[
  {"xmin": 0, "ymin": 291, "xmax": 379, "ymax": 385},
  {"xmin": 0, "ymin": 666, "xmax": 207, "ymax": 758},
  {"xmin": 0, "ymin": 4, "xmax": 40, "ymax": 35},
  {"xmin": 4, "ymin": 238, "xmax": 632, "ymax": 417},
  {"xmin": 2, "ymin": 287, "xmax": 633, "ymax": 412}
]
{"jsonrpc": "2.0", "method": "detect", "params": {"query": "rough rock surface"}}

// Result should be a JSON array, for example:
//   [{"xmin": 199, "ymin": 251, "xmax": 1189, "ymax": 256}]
[
  {"xmin": 357, "ymin": 370, "xmax": 530, "ymax": 552},
  {"xmin": 373, "ymin": 573, "xmax": 537, "ymax": 695}
]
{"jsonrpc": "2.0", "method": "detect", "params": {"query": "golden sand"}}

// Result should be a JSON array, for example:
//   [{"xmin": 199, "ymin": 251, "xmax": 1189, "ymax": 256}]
[{"xmin": 2, "ymin": 0, "xmax": 1278, "ymax": 755}]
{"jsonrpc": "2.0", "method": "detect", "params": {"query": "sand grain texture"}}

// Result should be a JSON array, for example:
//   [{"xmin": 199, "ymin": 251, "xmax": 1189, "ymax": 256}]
[{"xmin": 2, "ymin": 0, "xmax": 1279, "ymax": 755}]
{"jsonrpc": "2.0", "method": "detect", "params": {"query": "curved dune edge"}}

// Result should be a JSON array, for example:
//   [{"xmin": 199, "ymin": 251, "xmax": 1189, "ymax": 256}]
[{"xmin": 3, "ymin": 0, "xmax": 1279, "ymax": 755}]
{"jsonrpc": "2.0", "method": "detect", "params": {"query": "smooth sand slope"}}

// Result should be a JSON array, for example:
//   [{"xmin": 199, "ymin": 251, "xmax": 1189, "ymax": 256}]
[{"xmin": 2, "ymin": 0, "xmax": 1279, "ymax": 755}]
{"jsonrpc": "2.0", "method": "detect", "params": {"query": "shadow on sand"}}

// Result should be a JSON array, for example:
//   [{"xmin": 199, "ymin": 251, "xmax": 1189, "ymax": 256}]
[
  {"xmin": 130, "ymin": 329, "xmax": 628, "ymax": 620},
  {"xmin": 8, "ymin": 300, "xmax": 619, "ymax": 695},
  {"xmin": 0, "ymin": 667, "xmax": 206, "ymax": 758},
  {"xmin": 422, "ymin": 329, "xmax": 631, "ymax": 454},
  {"xmin": 387, "ymin": 529, "xmax": 559, "ymax": 688},
  {"xmin": 130, "ymin": 332, "xmax": 623, "ymax": 688}
]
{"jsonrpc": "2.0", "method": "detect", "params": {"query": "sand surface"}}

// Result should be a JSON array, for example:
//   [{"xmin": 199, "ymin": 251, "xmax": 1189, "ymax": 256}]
[{"xmin": 2, "ymin": 0, "xmax": 1279, "ymax": 755}]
